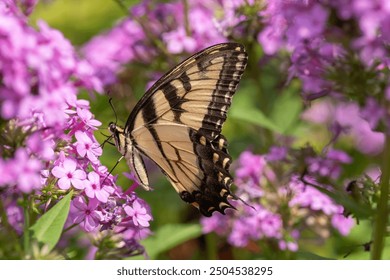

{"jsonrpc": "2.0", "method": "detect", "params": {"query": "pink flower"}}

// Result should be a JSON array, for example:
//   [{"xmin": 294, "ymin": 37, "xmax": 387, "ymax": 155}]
[
  {"xmin": 163, "ymin": 27, "xmax": 197, "ymax": 54},
  {"xmin": 85, "ymin": 171, "xmax": 114, "ymax": 203},
  {"xmin": 331, "ymin": 214, "xmax": 355, "ymax": 236},
  {"xmin": 279, "ymin": 240, "xmax": 298, "ymax": 252},
  {"xmin": 51, "ymin": 158, "xmax": 86, "ymax": 190},
  {"xmin": 77, "ymin": 108, "xmax": 102, "ymax": 130},
  {"xmin": 11, "ymin": 148, "xmax": 42, "ymax": 193},
  {"xmin": 72, "ymin": 196, "xmax": 103, "ymax": 232},
  {"xmin": 124, "ymin": 200, "xmax": 152, "ymax": 227},
  {"xmin": 75, "ymin": 131, "xmax": 102, "ymax": 163}
]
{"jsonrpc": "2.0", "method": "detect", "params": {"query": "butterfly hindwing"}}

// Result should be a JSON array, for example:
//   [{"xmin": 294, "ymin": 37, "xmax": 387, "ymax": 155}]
[{"xmin": 110, "ymin": 43, "xmax": 247, "ymax": 216}]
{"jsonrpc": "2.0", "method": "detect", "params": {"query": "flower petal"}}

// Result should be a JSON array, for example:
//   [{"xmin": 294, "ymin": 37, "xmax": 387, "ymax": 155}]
[
  {"xmin": 63, "ymin": 158, "xmax": 77, "ymax": 172},
  {"xmin": 51, "ymin": 166, "xmax": 65, "ymax": 178},
  {"xmin": 72, "ymin": 178, "xmax": 86, "ymax": 190},
  {"xmin": 73, "ymin": 169, "xmax": 86, "ymax": 180},
  {"xmin": 58, "ymin": 177, "xmax": 71, "ymax": 190}
]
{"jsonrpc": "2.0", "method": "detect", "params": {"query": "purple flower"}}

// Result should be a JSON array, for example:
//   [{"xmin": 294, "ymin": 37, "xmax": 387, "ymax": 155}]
[
  {"xmin": 71, "ymin": 196, "xmax": 104, "ymax": 232},
  {"xmin": 85, "ymin": 171, "xmax": 114, "ymax": 203},
  {"xmin": 81, "ymin": 18, "xmax": 146, "ymax": 86},
  {"xmin": 304, "ymin": 100, "xmax": 385, "ymax": 155},
  {"xmin": 279, "ymin": 240, "xmax": 298, "ymax": 252},
  {"xmin": 76, "ymin": 108, "xmax": 102, "ymax": 130},
  {"xmin": 51, "ymin": 158, "xmax": 86, "ymax": 190},
  {"xmin": 11, "ymin": 148, "xmax": 42, "ymax": 193},
  {"xmin": 257, "ymin": 208, "xmax": 283, "ymax": 239},
  {"xmin": 286, "ymin": 4, "xmax": 328, "ymax": 46},
  {"xmin": 26, "ymin": 133, "xmax": 54, "ymax": 160},
  {"xmin": 266, "ymin": 146, "xmax": 288, "ymax": 161},
  {"xmin": 0, "ymin": 3, "xmax": 153, "ymax": 258},
  {"xmin": 200, "ymin": 211, "xmax": 231, "ymax": 236},
  {"xmin": 331, "ymin": 214, "xmax": 355, "ymax": 236},
  {"xmin": 334, "ymin": 102, "xmax": 385, "ymax": 155},
  {"xmin": 124, "ymin": 199, "xmax": 152, "ymax": 227},
  {"xmin": 236, "ymin": 151, "xmax": 266, "ymax": 182},
  {"xmin": 6, "ymin": 202, "xmax": 24, "ymax": 234},
  {"xmin": 289, "ymin": 178, "xmax": 340, "ymax": 215},
  {"xmin": 163, "ymin": 27, "xmax": 197, "ymax": 54},
  {"xmin": 360, "ymin": 98, "xmax": 385, "ymax": 129},
  {"xmin": 228, "ymin": 218, "xmax": 253, "ymax": 247},
  {"xmin": 306, "ymin": 149, "xmax": 352, "ymax": 179},
  {"xmin": 75, "ymin": 131, "xmax": 102, "ymax": 164}
]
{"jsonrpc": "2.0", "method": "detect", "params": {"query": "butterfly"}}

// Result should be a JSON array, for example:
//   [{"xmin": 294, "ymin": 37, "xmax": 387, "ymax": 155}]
[{"xmin": 108, "ymin": 42, "xmax": 248, "ymax": 216}]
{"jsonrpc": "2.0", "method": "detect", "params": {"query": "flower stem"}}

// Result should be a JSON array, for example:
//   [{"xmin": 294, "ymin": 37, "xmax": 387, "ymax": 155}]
[
  {"xmin": 205, "ymin": 233, "xmax": 218, "ymax": 260},
  {"xmin": 183, "ymin": 0, "xmax": 191, "ymax": 36},
  {"xmin": 63, "ymin": 223, "xmax": 79, "ymax": 233},
  {"xmin": 23, "ymin": 195, "xmax": 31, "ymax": 256},
  {"xmin": 371, "ymin": 136, "xmax": 390, "ymax": 259}
]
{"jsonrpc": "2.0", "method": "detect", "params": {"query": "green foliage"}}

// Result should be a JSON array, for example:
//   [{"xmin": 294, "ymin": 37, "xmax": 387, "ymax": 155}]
[
  {"xmin": 138, "ymin": 223, "xmax": 203, "ymax": 259},
  {"xmin": 29, "ymin": 191, "xmax": 73, "ymax": 252},
  {"xmin": 31, "ymin": 0, "xmax": 134, "ymax": 45},
  {"xmin": 24, "ymin": 0, "xmax": 390, "ymax": 260}
]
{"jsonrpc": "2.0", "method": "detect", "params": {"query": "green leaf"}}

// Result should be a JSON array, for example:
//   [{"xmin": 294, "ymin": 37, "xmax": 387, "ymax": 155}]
[
  {"xmin": 139, "ymin": 223, "xmax": 202, "ymax": 259},
  {"xmin": 29, "ymin": 191, "xmax": 73, "ymax": 251},
  {"xmin": 230, "ymin": 106, "xmax": 282, "ymax": 133},
  {"xmin": 230, "ymin": 85, "xmax": 282, "ymax": 133},
  {"xmin": 269, "ymin": 88, "xmax": 302, "ymax": 134}
]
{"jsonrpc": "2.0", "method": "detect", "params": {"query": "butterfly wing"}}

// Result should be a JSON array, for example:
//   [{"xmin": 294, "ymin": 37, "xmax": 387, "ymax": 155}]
[{"xmin": 125, "ymin": 42, "xmax": 247, "ymax": 216}]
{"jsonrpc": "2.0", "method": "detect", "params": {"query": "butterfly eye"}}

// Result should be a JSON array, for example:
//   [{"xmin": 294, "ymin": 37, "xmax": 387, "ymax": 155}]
[{"xmin": 108, "ymin": 122, "xmax": 116, "ymax": 133}]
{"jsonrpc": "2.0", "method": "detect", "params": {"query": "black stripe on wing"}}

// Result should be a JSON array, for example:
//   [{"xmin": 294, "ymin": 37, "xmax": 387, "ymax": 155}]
[
  {"xmin": 178, "ymin": 129, "xmax": 236, "ymax": 217},
  {"xmin": 124, "ymin": 43, "xmax": 248, "ymax": 138}
]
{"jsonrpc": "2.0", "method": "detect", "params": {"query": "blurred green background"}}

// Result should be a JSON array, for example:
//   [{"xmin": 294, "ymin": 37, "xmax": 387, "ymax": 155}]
[{"xmin": 30, "ymin": 0, "xmax": 389, "ymax": 260}]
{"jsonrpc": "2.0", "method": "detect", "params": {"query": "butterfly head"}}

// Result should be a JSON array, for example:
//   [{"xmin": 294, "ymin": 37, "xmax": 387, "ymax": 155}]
[{"xmin": 108, "ymin": 122, "xmax": 127, "ymax": 155}]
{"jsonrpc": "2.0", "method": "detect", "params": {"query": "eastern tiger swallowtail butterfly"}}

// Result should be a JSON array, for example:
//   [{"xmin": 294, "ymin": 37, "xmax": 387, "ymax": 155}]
[{"xmin": 108, "ymin": 42, "xmax": 248, "ymax": 216}]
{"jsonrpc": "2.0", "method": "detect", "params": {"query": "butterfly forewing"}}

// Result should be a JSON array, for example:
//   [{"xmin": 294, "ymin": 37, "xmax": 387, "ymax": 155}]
[{"xmin": 112, "ymin": 43, "xmax": 248, "ymax": 216}]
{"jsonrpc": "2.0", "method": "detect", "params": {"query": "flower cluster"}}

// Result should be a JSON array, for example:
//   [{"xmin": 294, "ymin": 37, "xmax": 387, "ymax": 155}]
[
  {"xmin": 258, "ymin": 1, "xmax": 343, "ymax": 100},
  {"xmin": 0, "ymin": 2, "xmax": 152, "ymax": 258},
  {"xmin": 302, "ymin": 99, "xmax": 385, "ymax": 155},
  {"xmin": 201, "ymin": 150, "xmax": 355, "ymax": 252},
  {"xmin": 81, "ymin": 0, "xmax": 245, "ymax": 88},
  {"xmin": 257, "ymin": 0, "xmax": 390, "ymax": 137}
]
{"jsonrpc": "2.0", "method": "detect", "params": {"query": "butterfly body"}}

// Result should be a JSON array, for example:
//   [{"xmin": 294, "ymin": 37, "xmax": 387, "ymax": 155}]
[{"xmin": 109, "ymin": 43, "xmax": 248, "ymax": 216}]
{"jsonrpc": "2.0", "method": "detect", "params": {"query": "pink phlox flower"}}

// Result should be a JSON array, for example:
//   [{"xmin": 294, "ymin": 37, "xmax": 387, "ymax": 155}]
[
  {"xmin": 75, "ymin": 131, "xmax": 102, "ymax": 164},
  {"xmin": 200, "ymin": 211, "xmax": 230, "ymax": 236},
  {"xmin": 228, "ymin": 218, "xmax": 252, "ymax": 247},
  {"xmin": 331, "ymin": 213, "xmax": 355, "ymax": 236},
  {"xmin": 76, "ymin": 107, "xmax": 102, "ymax": 130},
  {"xmin": 124, "ymin": 199, "xmax": 152, "ymax": 227},
  {"xmin": 266, "ymin": 146, "xmax": 288, "ymax": 161},
  {"xmin": 256, "ymin": 208, "xmax": 283, "ymax": 239},
  {"xmin": 11, "ymin": 148, "xmax": 42, "ymax": 193},
  {"xmin": 85, "ymin": 171, "xmax": 114, "ymax": 203},
  {"xmin": 289, "ymin": 184, "xmax": 339, "ymax": 215},
  {"xmin": 279, "ymin": 240, "xmax": 298, "ymax": 252},
  {"xmin": 286, "ymin": 4, "xmax": 328, "ymax": 46},
  {"xmin": 6, "ymin": 202, "xmax": 24, "ymax": 234},
  {"xmin": 26, "ymin": 133, "xmax": 54, "ymax": 160},
  {"xmin": 236, "ymin": 151, "xmax": 266, "ymax": 181},
  {"xmin": 163, "ymin": 27, "xmax": 197, "ymax": 54},
  {"xmin": 122, "ymin": 227, "xmax": 152, "ymax": 241},
  {"xmin": 71, "ymin": 196, "xmax": 103, "ymax": 232},
  {"xmin": 74, "ymin": 60, "xmax": 103, "ymax": 92},
  {"xmin": 51, "ymin": 158, "xmax": 86, "ymax": 190}
]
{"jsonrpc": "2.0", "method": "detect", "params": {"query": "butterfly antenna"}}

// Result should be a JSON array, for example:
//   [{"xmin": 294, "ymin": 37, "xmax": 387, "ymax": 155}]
[{"xmin": 109, "ymin": 98, "xmax": 118, "ymax": 125}]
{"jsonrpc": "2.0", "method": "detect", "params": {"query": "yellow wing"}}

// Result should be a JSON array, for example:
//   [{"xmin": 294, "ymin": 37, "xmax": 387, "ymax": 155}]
[{"xmin": 124, "ymin": 43, "xmax": 247, "ymax": 216}]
